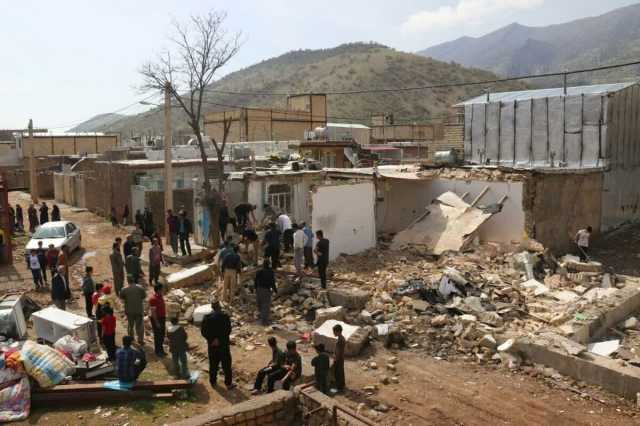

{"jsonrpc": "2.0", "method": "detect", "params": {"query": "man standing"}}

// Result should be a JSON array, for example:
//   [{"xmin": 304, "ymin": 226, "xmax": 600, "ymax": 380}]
[
  {"xmin": 201, "ymin": 300, "xmax": 234, "ymax": 389},
  {"xmin": 125, "ymin": 247, "xmax": 142, "ymax": 284},
  {"xmin": 263, "ymin": 223, "xmax": 281, "ymax": 269},
  {"xmin": 51, "ymin": 204, "xmax": 61, "ymax": 222},
  {"xmin": 251, "ymin": 337, "xmax": 285, "ymax": 395},
  {"xmin": 81, "ymin": 266, "xmax": 95, "ymax": 318},
  {"xmin": 131, "ymin": 224, "xmax": 144, "ymax": 254},
  {"xmin": 122, "ymin": 204, "xmax": 130, "ymax": 226},
  {"xmin": 123, "ymin": 235, "xmax": 134, "ymax": 259},
  {"xmin": 39, "ymin": 202, "xmax": 49, "ymax": 225},
  {"xmin": 242, "ymin": 227, "xmax": 260, "ymax": 266},
  {"xmin": 302, "ymin": 223, "xmax": 314, "ymax": 269},
  {"xmin": 292, "ymin": 224, "xmax": 307, "ymax": 279},
  {"xmin": 51, "ymin": 266, "xmax": 69, "ymax": 310},
  {"xmin": 143, "ymin": 207, "xmax": 155, "ymax": 238},
  {"xmin": 177, "ymin": 210, "xmax": 192, "ymax": 256},
  {"xmin": 332, "ymin": 324, "xmax": 346, "ymax": 392},
  {"xmin": 277, "ymin": 213, "xmax": 293, "ymax": 251},
  {"xmin": 220, "ymin": 246, "xmax": 242, "ymax": 303},
  {"xmin": 27, "ymin": 204, "xmax": 38, "ymax": 233},
  {"xmin": 115, "ymin": 336, "xmax": 147, "ymax": 383},
  {"xmin": 167, "ymin": 317, "xmax": 190, "ymax": 379},
  {"xmin": 575, "ymin": 226, "xmax": 593, "ymax": 262},
  {"xmin": 234, "ymin": 203, "xmax": 256, "ymax": 232},
  {"xmin": 119, "ymin": 280, "xmax": 147, "ymax": 345},
  {"xmin": 57, "ymin": 245, "xmax": 70, "ymax": 286},
  {"xmin": 311, "ymin": 343, "xmax": 330, "ymax": 394},
  {"xmin": 267, "ymin": 340, "xmax": 301, "ymax": 392},
  {"xmin": 219, "ymin": 201, "xmax": 230, "ymax": 241},
  {"xmin": 166, "ymin": 210, "xmax": 179, "ymax": 255},
  {"xmin": 27, "ymin": 249, "xmax": 44, "ymax": 290},
  {"xmin": 36, "ymin": 241, "xmax": 48, "ymax": 285},
  {"xmin": 148, "ymin": 238, "xmax": 164, "ymax": 286},
  {"xmin": 255, "ymin": 259, "xmax": 277, "ymax": 325},
  {"xmin": 15, "ymin": 204, "xmax": 24, "ymax": 233},
  {"xmin": 148, "ymin": 284, "xmax": 167, "ymax": 357},
  {"xmin": 110, "ymin": 242, "xmax": 125, "ymax": 296},
  {"xmin": 314, "ymin": 230, "xmax": 330, "ymax": 289}
]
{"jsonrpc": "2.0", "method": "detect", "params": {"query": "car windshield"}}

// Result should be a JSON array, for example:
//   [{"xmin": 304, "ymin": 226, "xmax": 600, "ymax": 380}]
[{"xmin": 33, "ymin": 226, "xmax": 66, "ymax": 239}]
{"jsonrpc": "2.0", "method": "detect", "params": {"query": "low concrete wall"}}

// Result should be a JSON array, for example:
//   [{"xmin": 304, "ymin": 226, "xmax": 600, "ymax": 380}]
[
  {"xmin": 173, "ymin": 390, "xmax": 298, "ymax": 426},
  {"xmin": 516, "ymin": 333, "xmax": 640, "ymax": 400}
]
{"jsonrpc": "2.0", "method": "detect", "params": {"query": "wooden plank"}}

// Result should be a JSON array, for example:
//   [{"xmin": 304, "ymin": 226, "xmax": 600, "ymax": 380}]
[
  {"xmin": 32, "ymin": 390, "xmax": 173, "ymax": 404},
  {"xmin": 469, "ymin": 186, "xmax": 490, "ymax": 208},
  {"xmin": 35, "ymin": 379, "xmax": 192, "ymax": 394}
]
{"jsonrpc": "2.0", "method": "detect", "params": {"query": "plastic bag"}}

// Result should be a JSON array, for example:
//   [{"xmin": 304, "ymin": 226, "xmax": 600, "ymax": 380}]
[
  {"xmin": 21, "ymin": 340, "xmax": 75, "ymax": 388},
  {"xmin": 54, "ymin": 335, "xmax": 88, "ymax": 359}
]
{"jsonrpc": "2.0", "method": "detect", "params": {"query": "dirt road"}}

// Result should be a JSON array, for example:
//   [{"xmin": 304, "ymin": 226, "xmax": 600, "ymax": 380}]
[{"xmin": 4, "ymin": 192, "xmax": 640, "ymax": 425}]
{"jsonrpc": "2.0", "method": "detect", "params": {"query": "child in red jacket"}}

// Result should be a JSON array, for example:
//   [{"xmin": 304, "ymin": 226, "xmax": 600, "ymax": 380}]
[{"xmin": 101, "ymin": 305, "xmax": 117, "ymax": 361}]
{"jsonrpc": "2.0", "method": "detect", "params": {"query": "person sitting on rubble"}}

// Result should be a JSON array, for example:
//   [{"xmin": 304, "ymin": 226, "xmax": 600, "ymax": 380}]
[
  {"xmin": 115, "ymin": 335, "xmax": 147, "ymax": 383},
  {"xmin": 266, "ymin": 340, "xmax": 301, "ymax": 392},
  {"xmin": 251, "ymin": 336, "xmax": 285, "ymax": 395},
  {"xmin": 312, "ymin": 343, "xmax": 330, "ymax": 395},
  {"xmin": 575, "ymin": 226, "xmax": 592, "ymax": 263}
]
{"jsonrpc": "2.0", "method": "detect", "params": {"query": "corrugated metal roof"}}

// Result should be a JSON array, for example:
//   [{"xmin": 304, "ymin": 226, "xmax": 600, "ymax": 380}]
[{"xmin": 456, "ymin": 82, "xmax": 637, "ymax": 106}]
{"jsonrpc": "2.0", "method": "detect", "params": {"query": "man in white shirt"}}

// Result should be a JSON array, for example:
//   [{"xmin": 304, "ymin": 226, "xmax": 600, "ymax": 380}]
[
  {"xmin": 28, "ymin": 250, "xmax": 44, "ymax": 290},
  {"xmin": 277, "ymin": 213, "xmax": 292, "ymax": 234},
  {"xmin": 278, "ymin": 213, "xmax": 294, "ymax": 252},
  {"xmin": 292, "ymin": 224, "xmax": 307, "ymax": 278},
  {"xmin": 575, "ymin": 226, "xmax": 592, "ymax": 262}
]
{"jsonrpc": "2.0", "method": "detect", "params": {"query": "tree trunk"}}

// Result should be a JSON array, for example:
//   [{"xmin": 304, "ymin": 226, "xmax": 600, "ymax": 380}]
[{"xmin": 195, "ymin": 131, "xmax": 221, "ymax": 249}]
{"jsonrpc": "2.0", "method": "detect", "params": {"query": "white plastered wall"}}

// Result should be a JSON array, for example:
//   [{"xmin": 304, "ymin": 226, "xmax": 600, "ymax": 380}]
[
  {"xmin": 311, "ymin": 182, "xmax": 377, "ymax": 260},
  {"xmin": 378, "ymin": 178, "xmax": 525, "ymax": 244}
]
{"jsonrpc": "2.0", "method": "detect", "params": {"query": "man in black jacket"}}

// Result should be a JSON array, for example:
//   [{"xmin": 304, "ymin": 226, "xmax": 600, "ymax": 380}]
[
  {"xmin": 200, "ymin": 300, "xmax": 234, "ymax": 389},
  {"xmin": 178, "ymin": 210, "xmax": 192, "ymax": 256},
  {"xmin": 255, "ymin": 259, "xmax": 277, "ymax": 325},
  {"xmin": 51, "ymin": 266, "xmax": 70, "ymax": 310}
]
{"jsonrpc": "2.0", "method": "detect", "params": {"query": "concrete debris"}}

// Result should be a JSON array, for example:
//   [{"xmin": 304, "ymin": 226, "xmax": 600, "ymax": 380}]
[
  {"xmin": 586, "ymin": 339, "xmax": 620, "ymax": 357},
  {"xmin": 326, "ymin": 288, "xmax": 370, "ymax": 311},
  {"xmin": 478, "ymin": 334, "xmax": 497, "ymax": 349},
  {"xmin": 313, "ymin": 306, "xmax": 346, "ymax": 328},
  {"xmin": 430, "ymin": 315, "xmax": 448, "ymax": 327},
  {"xmin": 623, "ymin": 317, "xmax": 639, "ymax": 330},
  {"xmin": 391, "ymin": 191, "xmax": 495, "ymax": 255},
  {"xmin": 166, "ymin": 264, "xmax": 214, "ymax": 288},
  {"xmin": 312, "ymin": 320, "xmax": 370, "ymax": 357},
  {"xmin": 497, "ymin": 339, "xmax": 515, "ymax": 353}
]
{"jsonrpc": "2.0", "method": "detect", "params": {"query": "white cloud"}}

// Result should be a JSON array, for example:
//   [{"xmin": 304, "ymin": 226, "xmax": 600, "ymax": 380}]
[{"xmin": 402, "ymin": 0, "xmax": 544, "ymax": 33}]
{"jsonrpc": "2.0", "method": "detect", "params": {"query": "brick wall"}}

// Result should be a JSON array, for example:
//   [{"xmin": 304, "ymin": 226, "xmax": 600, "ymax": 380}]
[
  {"xmin": 428, "ymin": 124, "xmax": 464, "ymax": 159},
  {"xmin": 172, "ymin": 390, "xmax": 299, "ymax": 426}
]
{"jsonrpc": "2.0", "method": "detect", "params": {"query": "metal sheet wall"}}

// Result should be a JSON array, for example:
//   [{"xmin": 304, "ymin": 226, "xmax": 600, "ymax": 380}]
[{"xmin": 463, "ymin": 93, "xmax": 615, "ymax": 168}]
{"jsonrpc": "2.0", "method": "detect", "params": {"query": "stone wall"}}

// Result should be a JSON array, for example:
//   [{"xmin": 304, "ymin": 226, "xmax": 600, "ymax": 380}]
[{"xmin": 172, "ymin": 390, "xmax": 299, "ymax": 426}]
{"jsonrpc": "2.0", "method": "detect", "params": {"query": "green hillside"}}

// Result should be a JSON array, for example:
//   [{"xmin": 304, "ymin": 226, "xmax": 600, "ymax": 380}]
[{"xmin": 73, "ymin": 43, "xmax": 525, "ymax": 137}]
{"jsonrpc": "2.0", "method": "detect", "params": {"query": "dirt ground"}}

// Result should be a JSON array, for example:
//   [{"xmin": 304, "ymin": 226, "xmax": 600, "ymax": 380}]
[{"xmin": 3, "ymin": 191, "xmax": 640, "ymax": 425}]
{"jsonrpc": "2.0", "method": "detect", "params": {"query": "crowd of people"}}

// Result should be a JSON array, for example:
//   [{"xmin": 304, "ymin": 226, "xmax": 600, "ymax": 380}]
[{"xmin": 7, "ymin": 201, "xmax": 62, "ymax": 235}]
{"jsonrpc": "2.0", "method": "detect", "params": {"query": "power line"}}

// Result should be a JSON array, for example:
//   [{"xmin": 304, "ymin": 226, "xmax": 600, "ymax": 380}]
[
  {"xmin": 201, "ymin": 59, "xmax": 640, "ymax": 97},
  {"xmin": 42, "ymin": 92, "xmax": 161, "ymax": 131}
]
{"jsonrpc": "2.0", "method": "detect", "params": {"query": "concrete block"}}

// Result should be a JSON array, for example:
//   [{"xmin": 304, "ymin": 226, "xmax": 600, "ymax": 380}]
[
  {"xmin": 312, "ymin": 319, "xmax": 369, "ymax": 357},
  {"xmin": 166, "ymin": 264, "xmax": 214, "ymax": 289},
  {"xmin": 314, "ymin": 306, "xmax": 345, "ymax": 327},
  {"xmin": 327, "ymin": 288, "xmax": 370, "ymax": 311}
]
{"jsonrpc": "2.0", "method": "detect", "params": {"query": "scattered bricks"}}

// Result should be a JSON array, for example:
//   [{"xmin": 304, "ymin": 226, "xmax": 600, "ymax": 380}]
[
  {"xmin": 327, "ymin": 288, "xmax": 370, "ymax": 310},
  {"xmin": 411, "ymin": 299, "xmax": 429, "ymax": 313},
  {"xmin": 313, "ymin": 320, "xmax": 370, "ymax": 356},
  {"xmin": 314, "ymin": 306, "xmax": 346, "ymax": 327}
]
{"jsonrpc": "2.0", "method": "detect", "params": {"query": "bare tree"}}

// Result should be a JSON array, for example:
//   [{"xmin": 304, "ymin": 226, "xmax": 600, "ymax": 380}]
[{"xmin": 140, "ymin": 11, "xmax": 240, "ymax": 248}]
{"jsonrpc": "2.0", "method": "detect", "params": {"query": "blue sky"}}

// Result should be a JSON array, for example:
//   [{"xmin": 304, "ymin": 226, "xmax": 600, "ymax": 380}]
[{"xmin": 0, "ymin": 0, "xmax": 637, "ymax": 129}]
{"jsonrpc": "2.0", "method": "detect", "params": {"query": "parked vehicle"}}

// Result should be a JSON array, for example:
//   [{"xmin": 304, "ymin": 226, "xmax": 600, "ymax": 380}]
[{"xmin": 25, "ymin": 221, "xmax": 81, "ymax": 252}]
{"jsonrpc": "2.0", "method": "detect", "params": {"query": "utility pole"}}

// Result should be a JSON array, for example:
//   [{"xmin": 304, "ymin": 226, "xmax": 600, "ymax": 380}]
[
  {"xmin": 28, "ymin": 119, "xmax": 39, "ymax": 204},
  {"xmin": 164, "ymin": 82, "xmax": 173, "ymax": 241}
]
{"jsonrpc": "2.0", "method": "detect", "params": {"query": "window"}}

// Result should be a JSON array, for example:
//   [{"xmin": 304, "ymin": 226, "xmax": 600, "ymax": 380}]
[
  {"xmin": 267, "ymin": 184, "xmax": 291, "ymax": 214},
  {"xmin": 33, "ymin": 226, "xmax": 66, "ymax": 239}
]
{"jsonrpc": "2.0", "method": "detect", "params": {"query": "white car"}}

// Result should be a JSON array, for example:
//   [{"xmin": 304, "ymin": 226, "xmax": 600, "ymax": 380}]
[{"xmin": 26, "ymin": 221, "xmax": 82, "ymax": 252}]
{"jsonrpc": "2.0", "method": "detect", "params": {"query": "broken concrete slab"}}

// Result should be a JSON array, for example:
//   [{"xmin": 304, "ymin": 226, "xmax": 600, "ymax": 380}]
[
  {"xmin": 166, "ymin": 264, "xmax": 214, "ymax": 289},
  {"xmin": 623, "ymin": 317, "xmax": 639, "ymax": 330},
  {"xmin": 312, "ymin": 320, "xmax": 369, "ymax": 357},
  {"xmin": 411, "ymin": 299, "xmax": 429, "ymax": 313},
  {"xmin": 314, "ymin": 306, "xmax": 346, "ymax": 328},
  {"xmin": 587, "ymin": 340, "xmax": 620, "ymax": 357},
  {"xmin": 164, "ymin": 250, "xmax": 213, "ymax": 267},
  {"xmin": 326, "ymin": 288, "xmax": 370, "ymax": 311},
  {"xmin": 560, "ymin": 256, "xmax": 603, "ymax": 273},
  {"xmin": 390, "ymin": 191, "xmax": 495, "ymax": 255}
]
